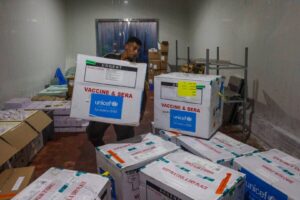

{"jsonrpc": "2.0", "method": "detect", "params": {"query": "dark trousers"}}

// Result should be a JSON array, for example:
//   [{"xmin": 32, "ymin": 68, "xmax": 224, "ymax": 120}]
[{"xmin": 86, "ymin": 121, "xmax": 135, "ymax": 147}]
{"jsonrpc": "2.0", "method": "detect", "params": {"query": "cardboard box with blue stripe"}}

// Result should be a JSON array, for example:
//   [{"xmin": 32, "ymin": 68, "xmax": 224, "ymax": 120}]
[
  {"xmin": 71, "ymin": 54, "xmax": 147, "ymax": 126},
  {"xmin": 233, "ymin": 149, "xmax": 300, "ymax": 200},
  {"xmin": 154, "ymin": 72, "xmax": 224, "ymax": 139}
]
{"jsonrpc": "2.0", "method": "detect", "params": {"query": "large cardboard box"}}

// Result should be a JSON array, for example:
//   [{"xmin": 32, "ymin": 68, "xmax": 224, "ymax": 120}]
[
  {"xmin": 12, "ymin": 167, "xmax": 111, "ymax": 200},
  {"xmin": 148, "ymin": 60, "xmax": 161, "ymax": 70},
  {"xmin": 0, "ymin": 139, "xmax": 17, "ymax": 167},
  {"xmin": 159, "ymin": 41, "xmax": 169, "ymax": 53},
  {"xmin": 157, "ymin": 129, "xmax": 181, "ymax": 145},
  {"xmin": 148, "ymin": 51, "xmax": 160, "ymax": 60},
  {"xmin": 0, "ymin": 166, "xmax": 35, "ymax": 200},
  {"xmin": 0, "ymin": 110, "xmax": 52, "ymax": 134},
  {"xmin": 0, "ymin": 122, "xmax": 38, "ymax": 151},
  {"xmin": 95, "ymin": 133, "xmax": 179, "ymax": 200},
  {"xmin": 154, "ymin": 72, "xmax": 224, "ymax": 139},
  {"xmin": 4, "ymin": 98, "xmax": 31, "ymax": 110},
  {"xmin": 233, "ymin": 149, "xmax": 300, "ymax": 200},
  {"xmin": 177, "ymin": 132, "xmax": 258, "ymax": 168},
  {"xmin": 71, "ymin": 54, "xmax": 147, "ymax": 126},
  {"xmin": 140, "ymin": 150, "xmax": 245, "ymax": 200}
]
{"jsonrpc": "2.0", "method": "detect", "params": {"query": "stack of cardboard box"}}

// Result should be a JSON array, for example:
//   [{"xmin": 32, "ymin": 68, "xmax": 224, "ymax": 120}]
[
  {"xmin": 148, "ymin": 41, "xmax": 169, "ymax": 88},
  {"xmin": 0, "ymin": 110, "xmax": 52, "ymax": 169},
  {"xmin": 12, "ymin": 167, "xmax": 111, "ymax": 200}
]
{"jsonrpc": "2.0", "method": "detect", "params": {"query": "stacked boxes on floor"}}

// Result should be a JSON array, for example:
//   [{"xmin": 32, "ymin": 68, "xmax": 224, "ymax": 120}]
[
  {"xmin": 12, "ymin": 167, "xmax": 111, "ymax": 200},
  {"xmin": 177, "ymin": 131, "xmax": 258, "ymax": 168},
  {"xmin": 95, "ymin": 133, "xmax": 179, "ymax": 200},
  {"xmin": 0, "ymin": 110, "xmax": 52, "ymax": 169},
  {"xmin": 154, "ymin": 72, "xmax": 224, "ymax": 139},
  {"xmin": 71, "ymin": 54, "xmax": 147, "ymax": 126},
  {"xmin": 148, "ymin": 41, "xmax": 169, "ymax": 89},
  {"xmin": 233, "ymin": 149, "xmax": 300, "ymax": 200},
  {"xmin": 3, "ymin": 98, "xmax": 31, "ymax": 110},
  {"xmin": 25, "ymin": 101, "xmax": 88, "ymax": 132},
  {"xmin": 140, "ymin": 150, "xmax": 245, "ymax": 200},
  {"xmin": 0, "ymin": 166, "xmax": 35, "ymax": 199}
]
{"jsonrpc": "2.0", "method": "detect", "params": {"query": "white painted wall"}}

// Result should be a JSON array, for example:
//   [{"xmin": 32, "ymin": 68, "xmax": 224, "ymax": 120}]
[
  {"xmin": 65, "ymin": 0, "xmax": 190, "ymax": 68},
  {"xmin": 0, "ymin": 0, "xmax": 66, "ymax": 104},
  {"xmin": 188, "ymin": 0, "xmax": 300, "ymax": 153}
]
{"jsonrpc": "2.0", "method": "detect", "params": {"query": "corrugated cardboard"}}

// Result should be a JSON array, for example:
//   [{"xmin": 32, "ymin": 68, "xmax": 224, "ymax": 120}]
[
  {"xmin": 71, "ymin": 54, "xmax": 147, "ymax": 126},
  {"xmin": 0, "ymin": 110, "xmax": 52, "ymax": 134},
  {"xmin": 95, "ymin": 133, "xmax": 179, "ymax": 200},
  {"xmin": 148, "ymin": 51, "xmax": 160, "ymax": 60},
  {"xmin": 0, "ymin": 122, "xmax": 38, "ymax": 151},
  {"xmin": 160, "ymin": 41, "xmax": 169, "ymax": 53},
  {"xmin": 0, "ymin": 166, "xmax": 34, "ymax": 200},
  {"xmin": 233, "ymin": 149, "xmax": 300, "ymax": 200},
  {"xmin": 23, "ymin": 111, "xmax": 52, "ymax": 133},
  {"xmin": 148, "ymin": 60, "xmax": 161, "ymax": 70},
  {"xmin": 157, "ymin": 129, "xmax": 181, "ymax": 145},
  {"xmin": 177, "ymin": 132, "xmax": 258, "ymax": 168},
  {"xmin": 154, "ymin": 72, "xmax": 224, "ymax": 139},
  {"xmin": 140, "ymin": 150, "xmax": 245, "ymax": 200},
  {"xmin": 0, "ymin": 139, "xmax": 17, "ymax": 166},
  {"xmin": 12, "ymin": 167, "xmax": 111, "ymax": 200}
]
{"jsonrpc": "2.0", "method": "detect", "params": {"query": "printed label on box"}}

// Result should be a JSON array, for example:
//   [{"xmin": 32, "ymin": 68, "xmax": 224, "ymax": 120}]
[
  {"xmin": 177, "ymin": 81, "xmax": 197, "ymax": 97},
  {"xmin": 240, "ymin": 168, "xmax": 288, "ymax": 200},
  {"xmin": 146, "ymin": 181, "xmax": 182, "ymax": 200},
  {"xmin": 170, "ymin": 109, "xmax": 196, "ymax": 133},
  {"xmin": 89, "ymin": 94, "xmax": 123, "ymax": 119}
]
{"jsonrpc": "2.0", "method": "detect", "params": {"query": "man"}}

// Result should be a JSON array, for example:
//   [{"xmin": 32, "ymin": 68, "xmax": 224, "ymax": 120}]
[{"xmin": 86, "ymin": 36, "xmax": 147, "ymax": 147}]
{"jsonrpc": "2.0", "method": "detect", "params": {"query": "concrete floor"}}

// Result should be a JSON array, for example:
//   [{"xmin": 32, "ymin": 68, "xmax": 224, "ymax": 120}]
[{"xmin": 31, "ymin": 91, "xmax": 265, "ymax": 179}]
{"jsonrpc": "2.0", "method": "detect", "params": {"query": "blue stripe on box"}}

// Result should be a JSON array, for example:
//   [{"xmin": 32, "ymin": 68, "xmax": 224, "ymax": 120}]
[
  {"xmin": 170, "ymin": 109, "xmax": 196, "ymax": 133},
  {"xmin": 89, "ymin": 93, "xmax": 123, "ymax": 119}
]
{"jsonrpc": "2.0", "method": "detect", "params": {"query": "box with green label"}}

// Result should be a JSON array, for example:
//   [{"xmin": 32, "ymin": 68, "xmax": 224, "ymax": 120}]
[{"xmin": 154, "ymin": 72, "xmax": 224, "ymax": 139}]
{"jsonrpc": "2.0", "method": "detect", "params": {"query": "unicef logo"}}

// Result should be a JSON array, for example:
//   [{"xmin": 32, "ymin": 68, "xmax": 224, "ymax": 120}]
[
  {"xmin": 186, "ymin": 117, "xmax": 192, "ymax": 122},
  {"xmin": 268, "ymin": 196, "xmax": 277, "ymax": 200},
  {"xmin": 111, "ymin": 101, "xmax": 118, "ymax": 107}
]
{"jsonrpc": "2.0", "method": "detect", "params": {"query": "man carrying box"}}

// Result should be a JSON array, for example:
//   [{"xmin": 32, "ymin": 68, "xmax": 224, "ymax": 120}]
[{"xmin": 86, "ymin": 37, "xmax": 147, "ymax": 147}]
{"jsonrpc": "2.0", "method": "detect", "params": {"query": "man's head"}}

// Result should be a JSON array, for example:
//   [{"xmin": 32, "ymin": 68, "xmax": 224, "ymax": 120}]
[{"xmin": 123, "ymin": 36, "xmax": 142, "ymax": 60}]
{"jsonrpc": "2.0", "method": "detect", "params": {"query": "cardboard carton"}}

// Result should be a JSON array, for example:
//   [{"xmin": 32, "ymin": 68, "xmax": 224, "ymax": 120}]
[
  {"xmin": 0, "ymin": 110, "xmax": 52, "ymax": 134},
  {"xmin": 95, "ymin": 133, "xmax": 179, "ymax": 200},
  {"xmin": 233, "ymin": 149, "xmax": 300, "ymax": 200},
  {"xmin": 160, "ymin": 41, "xmax": 169, "ymax": 53},
  {"xmin": 0, "ymin": 122, "xmax": 38, "ymax": 151},
  {"xmin": 12, "ymin": 167, "xmax": 111, "ymax": 200},
  {"xmin": 140, "ymin": 150, "xmax": 245, "ymax": 200},
  {"xmin": 0, "ymin": 166, "xmax": 35, "ymax": 200},
  {"xmin": 148, "ymin": 60, "xmax": 161, "ymax": 70},
  {"xmin": 71, "ymin": 54, "xmax": 147, "ymax": 126},
  {"xmin": 148, "ymin": 51, "xmax": 160, "ymax": 60},
  {"xmin": 0, "ymin": 139, "xmax": 17, "ymax": 166},
  {"xmin": 154, "ymin": 72, "xmax": 224, "ymax": 139},
  {"xmin": 177, "ymin": 132, "xmax": 258, "ymax": 167}
]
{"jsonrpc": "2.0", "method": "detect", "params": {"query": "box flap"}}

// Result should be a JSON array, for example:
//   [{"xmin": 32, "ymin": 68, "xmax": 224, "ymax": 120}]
[
  {"xmin": 0, "ymin": 166, "xmax": 35, "ymax": 200},
  {"xmin": 0, "ymin": 122, "xmax": 38, "ymax": 150},
  {"xmin": 0, "ymin": 139, "xmax": 17, "ymax": 166},
  {"xmin": 25, "ymin": 111, "xmax": 52, "ymax": 133}
]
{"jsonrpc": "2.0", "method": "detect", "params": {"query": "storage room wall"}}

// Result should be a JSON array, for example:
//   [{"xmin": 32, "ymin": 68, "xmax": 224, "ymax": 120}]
[
  {"xmin": 188, "ymin": 0, "xmax": 300, "ymax": 157},
  {"xmin": 0, "ymin": 0, "xmax": 66, "ymax": 105},
  {"xmin": 65, "ymin": 0, "xmax": 190, "ymax": 68}
]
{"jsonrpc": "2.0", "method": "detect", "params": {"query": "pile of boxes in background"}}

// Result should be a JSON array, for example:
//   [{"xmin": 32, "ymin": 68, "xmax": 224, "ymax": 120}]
[
  {"xmin": 0, "ymin": 110, "xmax": 52, "ymax": 170},
  {"xmin": 147, "ymin": 41, "xmax": 169, "ymax": 90}
]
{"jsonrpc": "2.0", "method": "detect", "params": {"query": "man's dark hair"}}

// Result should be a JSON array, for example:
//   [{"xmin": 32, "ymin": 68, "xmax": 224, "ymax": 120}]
[{"xmin": 126, "ymin": 36, "xmax": 142, "ymax": 46}]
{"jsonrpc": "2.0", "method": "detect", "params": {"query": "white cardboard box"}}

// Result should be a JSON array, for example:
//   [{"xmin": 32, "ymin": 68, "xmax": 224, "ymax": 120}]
[
  {"xmin": 157, "ymin": 129, "xmax": 181, "ymax": 145},
  {"xmin": 95, "ymin": 133, "xmax": 179, "ymax": 200},
  {"xmin": 4, "ymin": 98, "xmax": 31, "ymax": 109},
  {"xmin": 154, "ymin": 72, "xmax": 224, "ymax": 139},
  {"xmin": 140, "ymin": 150, "xmax": 245, "ymax": 200},
  {"xmin": 12, "ymin": 167, "xmax": 111, "ymax": 200},
  {"xmin": 178, "ymin": 132, "xmax": 258, "ymax": 168},
  {"xmin": 233, "ymin": 149, "xmax": 300, "ymax": 200},
  {"xmin": 71, "ymin": 54, "xmax": 147, "ymax": 126}
]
